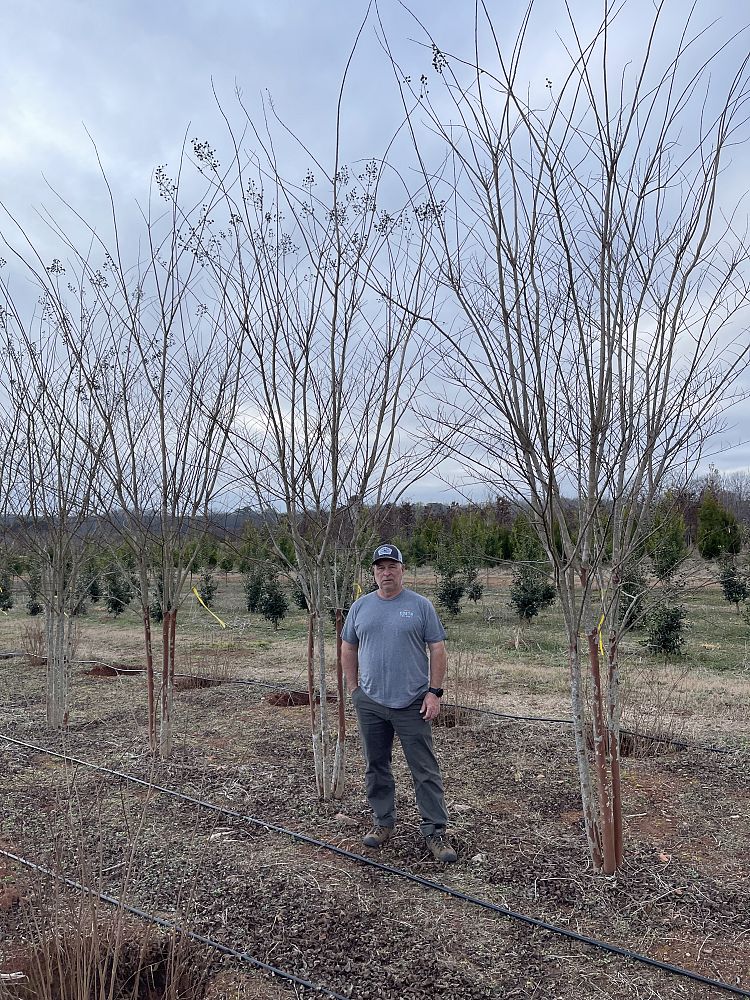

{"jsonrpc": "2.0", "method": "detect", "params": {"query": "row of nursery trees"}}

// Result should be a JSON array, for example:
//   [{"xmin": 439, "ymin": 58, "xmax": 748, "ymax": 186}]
[
  {"xmin": 3, "ymin": 473, "xmax": 747, "ymax": 626},
  {"xmin": 2, "ymin": 1, "xmax": 750, "ymax": 874}
]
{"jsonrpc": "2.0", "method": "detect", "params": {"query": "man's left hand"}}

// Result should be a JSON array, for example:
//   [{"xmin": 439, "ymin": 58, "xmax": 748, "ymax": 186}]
[{"xmin": 420, "ymin": 692, "xmax": 441, "ymax": 721}]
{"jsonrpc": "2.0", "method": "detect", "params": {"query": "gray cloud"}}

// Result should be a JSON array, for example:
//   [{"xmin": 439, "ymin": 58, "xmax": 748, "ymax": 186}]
[{"xmin": 2, "ymin": 0, "xmax": 748, "ymax": 496}]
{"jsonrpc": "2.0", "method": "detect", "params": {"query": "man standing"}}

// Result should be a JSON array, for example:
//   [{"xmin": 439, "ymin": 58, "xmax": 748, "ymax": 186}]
[{"xmin": 341, "ymin": 543, "xmax": 457, "ymax": 863}]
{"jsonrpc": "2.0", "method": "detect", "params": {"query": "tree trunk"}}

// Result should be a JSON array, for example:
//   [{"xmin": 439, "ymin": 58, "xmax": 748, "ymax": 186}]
[
  {"xmin": 142, "ymin": 601, "xmax": 156, "ymax": 755},
  {"xmin": 588, "ymin": 630, "xmax": 617, "ymax": 874},
  {"xmin": 43, "ymin": 555, "xmax": 74, "ymax": 729},
  {"xmin": 568, "ymin": 637, "xmax": 603, "ymax": 871},
  {"xmin": 306, "ymin": 613, "xmax": 323, "ymax": 797},
  {"xmin": 330, "ymin": 609, "xmax": 346, "ymax": 797},
  {"xmin": 159, "ymin": 609, "xmax": 175, "ymax": 759},
  {"xmin": 607, "ymin": 633, "xmax": 624, "ymax": 868},
  {"xmin": 45, "ymin": 606, "xmax": 71, "ymax": 729},
  {"xmin": 315, "ymin": 609, "xmax": 330, "ymax": 799},
  {"xmin": 138, "ymin": 562, "xmax": 157, "ymax": 755}
]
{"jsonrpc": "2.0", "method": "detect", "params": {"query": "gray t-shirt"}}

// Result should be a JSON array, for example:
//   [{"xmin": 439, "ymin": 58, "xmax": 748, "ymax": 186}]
[{"xmin": 342, "ymin": 588, "xmax": 446, "ymax": 709}]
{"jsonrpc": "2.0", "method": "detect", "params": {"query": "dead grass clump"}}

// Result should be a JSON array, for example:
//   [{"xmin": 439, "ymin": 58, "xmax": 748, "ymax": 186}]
[
  {"xmin": 264, "ymin": 690, "xmax": 337, "ymax": 707},
  {"xmin": 174, "ymin": 675, "xmax": 224, "ymax": 691},
  {"xmin": 446, "ymin": 647, "xmax": 487, "ymax": 725},
  {"xmin": 19, "ymin": 624, "xmax": 45, "ymax": 666},
  {"xmin": 11, "ymin": 922, "xmax": 211, "ymax": 1000},
  {"xmin": 618, "ymin": 656, "xmax": 693, "ymax": 756},
  {"xmin": 20, "ymin": 620, "xmax": 82, "ymax": 668},
  {"xmin": 584, "ymin": 724, "xmax": 649, "ymax": 759},
  {"xmin": 177, "ymin": 649, "xmax": 236, "ymax": 688},
  {"xmin": 434, "ymin": 704, "xmax": 471, "ymax": 728}
]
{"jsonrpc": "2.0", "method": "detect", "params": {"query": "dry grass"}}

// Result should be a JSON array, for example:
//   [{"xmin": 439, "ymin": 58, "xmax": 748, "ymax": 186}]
[
  {"xmin": 0, "ymin": 568, "xmax": 747, "ymax": 747},
  {"xmin": 2, "ymin": 773, "xmax": 216, "ymax": 1000},
  {"xmin": 19, "ymin": 623, "xmax": 45, "ymax": 664},
  {"xmin": 618, "ymin": 656, "xmax": 694, "ymax": 755},
  {"xmin": 3, "ymin": 638, "xmax": 750, "ymax": 998},
  {"xmin": 12, "ymin": 917, "xmax": 210, "ymax": 1000}
]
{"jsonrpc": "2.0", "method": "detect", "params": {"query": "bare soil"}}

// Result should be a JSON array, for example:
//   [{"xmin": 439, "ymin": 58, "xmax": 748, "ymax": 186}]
[{"xmin": 1, "ymin": 647, "xmax": 750, "ymax": 1000}]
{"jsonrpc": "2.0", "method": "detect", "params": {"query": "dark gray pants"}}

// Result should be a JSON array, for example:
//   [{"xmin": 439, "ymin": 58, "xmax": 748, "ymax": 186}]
[{"xmin": 353, "ymin": 689, "xmax": 449, "ymax": 838}]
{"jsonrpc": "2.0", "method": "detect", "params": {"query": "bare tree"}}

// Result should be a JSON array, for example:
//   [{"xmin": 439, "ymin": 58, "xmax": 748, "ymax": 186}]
[
  {"xmin": 390, "ymin": 0, "xmax": 750, "ymax": 871},
  {"xmin": 1, "ymin": 159, "xmax": 244, "ymax": 756},
  {"xmin": 190, "ymin": 103, "xmax": 442, "ymax": 797},
  {"xmin": 0, "ymin": 276, "xmax": 106, "ymax": 727}
]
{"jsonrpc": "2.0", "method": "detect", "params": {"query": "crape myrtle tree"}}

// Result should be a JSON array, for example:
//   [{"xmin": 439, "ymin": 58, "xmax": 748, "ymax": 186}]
[
  {"xmin": 189, "ymin": 97, "xmax": 442, "ymax": 798},
  {"xmin": 79, "ymin": 196, "xmax": 243, "ymax": 758},
  {"xmin": 0, "ymin": 281, "xmax": 107, "ymax": 728},
  {"xmin": 2, "ymin": 158, "xmax": 245, "ymax": 756},
  {"xmin": 391, "ymin": 1, "xmax": 750, "ymax": 872}
]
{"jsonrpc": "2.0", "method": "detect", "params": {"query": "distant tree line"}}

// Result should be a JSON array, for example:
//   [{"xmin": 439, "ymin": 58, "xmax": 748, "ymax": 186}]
[{"xmin": 1, "ymin": 467, "xmax": 747, "ymax": 618}]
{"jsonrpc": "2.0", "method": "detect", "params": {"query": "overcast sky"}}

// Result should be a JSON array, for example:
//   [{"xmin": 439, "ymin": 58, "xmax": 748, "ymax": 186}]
[{"xmin": 2, "ymin": 0, "xmax": 749, "ymax": 501}]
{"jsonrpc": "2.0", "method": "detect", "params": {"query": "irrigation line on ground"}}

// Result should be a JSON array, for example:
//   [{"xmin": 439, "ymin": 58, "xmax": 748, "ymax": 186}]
[
  {"xmin": 3, "ymin": 735, "xmax": 749, "ymax": 999},
  {"xmin": 208, "ymin": 678, "xmax": 742, "ymax": 757},
  {"xmin": 0, "ymin": 848, "xmax": 349, "ymax": 1000},
  {"xmin": 446, "ymin": 702, "xmax": 738, "ymax": 757},
  {"xmin": 68, "ymin": 657, "xmax": 741, "ymax": 757}
]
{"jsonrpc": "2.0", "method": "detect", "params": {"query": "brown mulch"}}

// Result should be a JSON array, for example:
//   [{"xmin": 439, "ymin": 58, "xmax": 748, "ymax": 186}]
[{"xmin": 1, "ymin": 660, "xmax": 749, "ymax": 1000}]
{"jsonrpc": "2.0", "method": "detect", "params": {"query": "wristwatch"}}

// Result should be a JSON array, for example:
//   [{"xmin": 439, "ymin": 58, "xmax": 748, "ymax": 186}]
[{"xmin": 428, "ymin": 687, "xmax": 444, "ymax": 698}]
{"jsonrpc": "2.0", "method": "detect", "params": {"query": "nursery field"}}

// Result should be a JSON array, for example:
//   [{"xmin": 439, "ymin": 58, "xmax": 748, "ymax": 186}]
[{"xmin": 1, "ymin": 569, "xmax": 749, "ymax": 999}]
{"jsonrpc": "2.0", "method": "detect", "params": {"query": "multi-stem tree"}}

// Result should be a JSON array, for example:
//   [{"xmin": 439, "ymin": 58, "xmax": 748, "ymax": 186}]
[
  {"xmin": 1, "ymin": 159, "xmax": 244, "ymax": 756},
  {"xmin": 191, "ymin": 105, "xmax": 442, "ymax": 798},
  {"xmin": 393, "ymin": 0, "xmax": 750, "ymax": 871},
  {"xmin": 0, "ymin": 283, "xmax": 106, "ymax": 728}
]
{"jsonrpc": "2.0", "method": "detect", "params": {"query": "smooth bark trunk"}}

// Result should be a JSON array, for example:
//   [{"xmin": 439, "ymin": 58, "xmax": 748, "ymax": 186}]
[
  {"xmin": 568, "ymin": 637, "xmax": 603, "ymax": 871},
  {"xmin": 306, "ymin": 613, "xmax": 323, "ymax": 797},
  {"xmin": 159, "ymin": 609, "xmax": 176, "ymax": 759},
  {"xmin": 45, "ymin": 607, "xmax": 71, "ymax": 729},
  {"xmin": 608, "ymin": 634, "xmax": 624, "ymax": 868},
  {"xmin": 331, "ymin": 609, "xmax": 346, "ymax": 797},
  {"xmin": 315, "ymin": 609, "xmax": 330, "ymax": 799},
  {"xmin": 588, "ymin": 630, "xmax": 617, "ymax": 874},
  {"xmin": 142, "ymin": 604, "xmax": 156, "ymax": 755}
]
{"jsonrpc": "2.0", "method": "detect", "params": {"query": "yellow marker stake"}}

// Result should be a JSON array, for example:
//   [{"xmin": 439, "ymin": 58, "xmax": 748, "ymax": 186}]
[{"xmin": 192, "ymin": 587, "xmax": 227, "ymax": 628}]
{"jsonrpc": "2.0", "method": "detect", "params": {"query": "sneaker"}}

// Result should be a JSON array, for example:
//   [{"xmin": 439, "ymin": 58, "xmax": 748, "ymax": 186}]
[
  {"xmin": 362, "ymin": 825, "xmax": 393, "ymax": 849},
  {"xmin": 425, "ymin": 831, "xmax": 457, "ymax": 863}
]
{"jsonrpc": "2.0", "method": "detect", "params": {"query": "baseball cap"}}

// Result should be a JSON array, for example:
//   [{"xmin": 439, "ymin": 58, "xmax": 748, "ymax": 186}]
[{"xmin": 371, "ymin": 543, "xmax": 404, "ymax": 565}]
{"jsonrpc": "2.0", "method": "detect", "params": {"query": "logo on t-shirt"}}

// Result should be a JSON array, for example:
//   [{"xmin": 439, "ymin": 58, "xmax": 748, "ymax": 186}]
[{"xmin": 399, "ymin": 610, "xmax": 414, "ymax": 618}]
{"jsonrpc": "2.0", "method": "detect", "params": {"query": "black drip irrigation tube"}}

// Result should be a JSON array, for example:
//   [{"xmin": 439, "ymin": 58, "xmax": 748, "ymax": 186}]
[
  {"xmin": 181, "ymin": 669, "xmax": 747, "ymax": 757},
  {"xmin": 67, "ymin": 659, "xmax": 740, "ymax": 757},
  {"xmin": 446, "ymin": 702, "xmax": 738, "ymax": 757},
  {"xmin": 225, "ymin": 677, "xmax": 741, "ymax": 758},
  {"xmin": 0, "ymin": 848, "xmax": 348, "ymax": 1000},
  {"xmin": 4, "ymin": 735, "xmax": 750, "ymax": 999}
]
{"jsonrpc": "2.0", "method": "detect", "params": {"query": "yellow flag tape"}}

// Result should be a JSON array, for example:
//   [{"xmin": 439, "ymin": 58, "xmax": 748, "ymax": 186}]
[
  {"xmin": 597, "ymin": 612, "xmax": 605, "ymax": 656},
  {"xmin": 192, "ymin": 587, "xmax": 226, "ymax": 628},
  {"xmin": 353, "ymin": 582, "xmax": 363, "ymax": 600}
]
